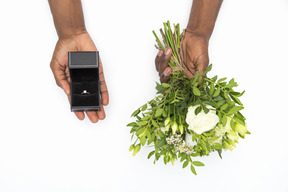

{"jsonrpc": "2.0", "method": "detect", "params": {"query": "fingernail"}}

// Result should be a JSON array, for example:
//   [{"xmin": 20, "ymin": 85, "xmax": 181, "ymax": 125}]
[
  {"xmin": 164, "ymin": 48, "xmax": 171, "ymax": 56},
  {"xmin": 163, "ymin": 68, "xmax": 171, "ymax": 76},
  {"xmin": 157, "ymin": 50, "xmax": 164, "ymax": 57}
]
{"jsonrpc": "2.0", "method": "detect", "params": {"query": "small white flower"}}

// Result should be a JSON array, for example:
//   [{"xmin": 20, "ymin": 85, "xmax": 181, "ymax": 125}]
[
  {"xmin": 186, "ymin": 105, "xmax": 219, "ymax": 134},
  {"xmin": 185, "ymin": 133, "xmax": 197, "ymax": 147}
]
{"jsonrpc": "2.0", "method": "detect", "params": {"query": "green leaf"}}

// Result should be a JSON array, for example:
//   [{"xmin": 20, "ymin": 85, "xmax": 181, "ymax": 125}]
[
  {"xmin": 159, "ymin": 149, "xmax": 166, "ymax": 156},
  {"xmin": 211, "ymin": 75, "xmax": 218, "ymax": 82},
  {"xmin": 203, "ymin": 100, "xmax": 217, "ymax": 108},
  {"xmin": 152, "ymin": 120, "xmax": 159, "ymax": 128},
  {"xmin": 180, "ymin": 154, "xmax": 186, "ymax": 162},
  {"xmin": 141, "ymin": 116, "xmax": 150, "ymax": 121},
  {"xmin": 217, "ymin": 77, "xmax": 227, "ymax": 83},
  {"xmin": 226, "ymin": 78, "xmax": 238, "ymax": 88},
  {"xmin": 220, "ymin": 103, "xmax": 228, "ymax": 111},
  {"xmin": 192, "ymin": 72, "xmax": 199, "ymax": 85},
  {"xmin": 227, "ymin": 106, "xmax": 244, "ymax": 115},
  {"xmin": 195, "ymin": 106, "xmax": 202, "ymax": 115},
  {"xmin": 148, "ymin": 151, "xmax": 155, "ymax": 159},
  {"xmin": 155, "ymin": 108, "xmax": 164, "ymax": 117},
  {"xmin": 155, "ymin": 82, "xmax": 165, "ymax": 93},
  {"xmin": 141, "ymin": 104, "xmax": 147, "ymax": 111},
  {"xmin": 214, "ymin": 143, "xmax": 224, "ymax": 150},
  {"xmin": 132, "ymin": 145, "xmax": 141, "ymax": 156},
  {"xmin": 193, "ymin": 86, "xmax": 201, "ymax": 96},
  {"xmin": 233, "ymin": 116, "xmax": 245, "ymax": 126},
  {"xmin": 222, "ymin": 114, "xmax": 227, "ymax": 126},
  {"xmin": 230, "ymin": 119, "xmax": 235, "ymax": 130},
  {"xmin": 209, "ymin": 83, "xmax": 215, "ymax": 95},
  {"xmin": 183, "ymin": 161, "xmax": 189, "ymax": 168},
  {"xmin": 213, "ymin": 88, "xmax": 221, "ymax": 97},
  {"xmin": 192, "ymin": 161, "xmax": 205, "ymax": 166},
  {"xmin": 230, "ymin": 94, "xmax": 243, "ymax": 105},
  {"xmin": 157, "ymin": 129, "xmax": 165, "ymax": 138},
  {"xmin": 217, "ymin": 149, "xmax": 223, "ymax": 159},
  {"xmin": 136, "ymin": 127, "xmax": 145, "ymax": 136},
  {"xmin": 140, "ymin": 136, "xmax": 146, "ymax": 146},
  {"xmin": 162, "ymin": 83, "xmax": 170, "ymax": 88},
  {"xmin": 127, "ymin": 122, "xmax": 137, "ymax": 127},
  {"xmin": 162, "ymin": 110, "xmax": 168, "ymax": 117},
  {"xmin": 129, "ymin": 145, "xmax": 134, "ymax": 152},
  {"xmin": 236, "ymin": 90, "xmax": 245, "ymax": 97},
  {"xmin": 131, "ymin": 109, "xmax": 140, "ymax": 117},
  {"xmin": 191, "ymin": 153, "xmax": 200, "ymax": 157},
  {"xmin": 137, "ymin": 121, "xmax": 148, "ymax": 126},
  {"xmin": 190, "ymin": 164, "xmax": 197, "ymax": 175},
  {"xmin": 203, "ymin": 105, "xmax": 209, "ymax": 114},
  {"xmin": 206, "ymin": 64, "xmax": 212, "ymax": 72},
  {"xmin": 155, "ymin": 139, "xmax": 165, "ymax": 148},
  {"xmin": 217, "ymin": 100, "xmax": 226, "ymax": 108}
]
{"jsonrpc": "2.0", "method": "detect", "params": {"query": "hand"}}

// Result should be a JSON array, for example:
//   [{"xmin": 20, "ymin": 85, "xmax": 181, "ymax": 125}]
[
  {"xmin": 50, "ymin": 32, "xmax": 109, "ymax": 123},
  {"xmin": 155, "ymin": 31, "xmax": 209, "ymax": 83}
]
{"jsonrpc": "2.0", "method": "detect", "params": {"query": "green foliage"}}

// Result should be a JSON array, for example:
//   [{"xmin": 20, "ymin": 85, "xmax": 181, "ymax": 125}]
[{"xmin": 128, "ymin": 21, "xmax": 248, "ymax": 175}]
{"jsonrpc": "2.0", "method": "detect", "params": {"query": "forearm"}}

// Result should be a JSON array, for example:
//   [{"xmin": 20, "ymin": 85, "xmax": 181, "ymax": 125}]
[
  {"xmin": 48, "ymin": 0, "xmax": 86, "ymax": 38},
  {"xmin": 187, "ymin": 0, "xmax": 223, "ymax": 40}
]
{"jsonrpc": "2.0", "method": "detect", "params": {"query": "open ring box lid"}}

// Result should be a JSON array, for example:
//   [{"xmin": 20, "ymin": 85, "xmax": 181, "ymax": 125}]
[{"xmin": 68, "ymin": 51, "xmax": 101, "ymax": 112}]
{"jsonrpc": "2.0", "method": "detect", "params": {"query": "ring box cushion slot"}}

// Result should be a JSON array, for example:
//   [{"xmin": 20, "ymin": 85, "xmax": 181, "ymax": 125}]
[{"xmin": 68, "ymin": 51, "xmax": 101, "ymax": 112}]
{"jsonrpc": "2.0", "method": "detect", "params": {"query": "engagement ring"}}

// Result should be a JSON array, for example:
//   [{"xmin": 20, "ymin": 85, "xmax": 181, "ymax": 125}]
[{"xmin": 81, "ymin": 90, "xmax": 90, "ymax": 95}]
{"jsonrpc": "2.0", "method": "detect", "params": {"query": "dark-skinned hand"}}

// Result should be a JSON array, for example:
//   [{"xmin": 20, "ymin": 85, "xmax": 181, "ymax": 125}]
[
  {"xmin": 155, "ymin": 31, "xmax": 209, "ymax": 83},
  {"xmin": 50, "ymin": 32, "xmax": 109, "ymax": 123}
]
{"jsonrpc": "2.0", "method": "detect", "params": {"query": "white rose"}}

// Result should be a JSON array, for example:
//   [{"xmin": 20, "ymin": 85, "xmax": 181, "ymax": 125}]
[
  {"xmin": 185, "ymin": 133, "xmax": 197, "ymax": 147},
  {"xmin": 186, "ymin": 105, "xmax": 219, "ymax": 135}
]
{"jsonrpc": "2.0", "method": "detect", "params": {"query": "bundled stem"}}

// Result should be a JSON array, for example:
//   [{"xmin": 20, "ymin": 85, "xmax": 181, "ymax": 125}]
[{"xmin": 153, "ymin": 21, "xmax": 186, "ymax": 72}]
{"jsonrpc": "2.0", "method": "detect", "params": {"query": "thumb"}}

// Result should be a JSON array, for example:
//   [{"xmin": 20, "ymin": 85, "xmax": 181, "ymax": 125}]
[
  {"xmin": 59, "ymin": 80, "xmax": 70, "ymax": 95},
  {"xmin": 50, "ymin": 63, "xmax": 71, "ymax": 95}
]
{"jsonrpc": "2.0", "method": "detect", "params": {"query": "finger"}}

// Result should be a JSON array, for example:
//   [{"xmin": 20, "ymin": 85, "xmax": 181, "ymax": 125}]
[
  {"xmin": 198, "ymin": 57, "xmax": 209, "ymax": 75},
  {"xmin": 155, "ymin": 50, "xmax": 164, "ymax": 71},
  {"xmin": 99, "ymin": 60, "xmax": 109, "ymax": 106},
  {"xmin": 68, "ymin": 93, "xmax": 85, "ymax": 121},
  {"xmin": 74, "ymin": 111, "xmax": 85, "ymax": 120},
  {"xmin": 184, "ymin": 60, "xmax": 196, "ymax": 78},
  {"xmin": 50, "ymin": 61, "xmax": 70, "ymax": 95},
  {"xmin": 86, "ymin": 111, "xmax": 99, "ymax": 123},
  {"xmin": 160, "ymin": 67, "xmax": 172, "ymax": 83},
  {"xmin": 96, "ymin": 105, "xmax": 106, "ymax": 120},
  {"xmin": 159, "ymin": 48, "xmax": 172, "ymax": 76}
]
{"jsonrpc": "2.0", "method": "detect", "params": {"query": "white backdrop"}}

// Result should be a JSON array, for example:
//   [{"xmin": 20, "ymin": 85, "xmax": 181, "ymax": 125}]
[{"xmin": 0, "ymin": 0, "xmax": 288, "ymax": 191}]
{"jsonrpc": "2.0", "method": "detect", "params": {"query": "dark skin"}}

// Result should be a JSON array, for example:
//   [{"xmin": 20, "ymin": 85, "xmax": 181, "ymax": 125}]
[
  {"xmin": 155, "ymin": 0, "xmax": 223, "ymax": 83},
  {"xmin": 48, "ymin": 0, "xmax": 109, "ymax": 123}
]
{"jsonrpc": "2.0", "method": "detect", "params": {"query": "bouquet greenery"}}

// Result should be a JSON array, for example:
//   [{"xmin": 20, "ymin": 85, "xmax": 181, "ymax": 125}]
[{"xmin": 128, "ymin": 21, "xmax": 249, "ymax": 175}]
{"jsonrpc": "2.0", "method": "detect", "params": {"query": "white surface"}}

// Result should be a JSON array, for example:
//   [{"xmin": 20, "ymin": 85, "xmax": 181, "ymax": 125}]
[{"xmin": 0, "ymin": 0, "xmax": 288, "ymax": 191}]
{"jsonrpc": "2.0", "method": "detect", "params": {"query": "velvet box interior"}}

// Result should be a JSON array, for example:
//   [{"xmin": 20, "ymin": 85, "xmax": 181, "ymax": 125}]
[{"xmin": 68, "ymin": 52, "xmax": 101, "ymax": 112}]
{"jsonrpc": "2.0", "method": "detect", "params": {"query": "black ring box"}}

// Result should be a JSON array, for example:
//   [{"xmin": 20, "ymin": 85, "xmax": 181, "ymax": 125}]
[{"xmin": 68, "ymin": 51, "xmax": 101, "ymax": 112}]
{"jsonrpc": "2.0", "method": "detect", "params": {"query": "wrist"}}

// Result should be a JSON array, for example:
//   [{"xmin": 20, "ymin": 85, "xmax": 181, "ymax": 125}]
[
  {"xmin": 58, "ymin": 27, "xmax": 87, "ymax": 39},
  {"xmin": 184, "ymin": 28, "xmax": 211, "ymax": 42}
]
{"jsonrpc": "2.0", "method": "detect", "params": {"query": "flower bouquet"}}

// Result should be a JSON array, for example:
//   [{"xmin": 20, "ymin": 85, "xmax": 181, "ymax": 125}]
[{"xmin": 127, "ymin": 21, "xmax": 249, "ymax": 175}]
